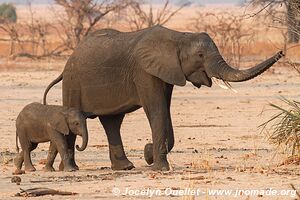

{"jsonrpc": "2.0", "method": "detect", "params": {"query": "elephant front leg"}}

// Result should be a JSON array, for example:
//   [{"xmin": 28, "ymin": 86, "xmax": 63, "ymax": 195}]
[
  {"xmin": 144, "ymin": 113, "xmax": 174, "ymax": 166},
  {"xmin": 146, "ymin": 112, "xmax": 171, "ymax": 171},
  {"xmin": 140, "ymin": 97, "xmax": 172, "ymax": 171},
  {"xmin": 63, "ymin": 88, "xmax": 81, "ymax": 170},
  {"xmin": 44, "ymin": 142, "xmax": 58, "ymax": 172},
  {"xmin": 58, "ymin": 133, "xmax": 78, "ymax": 171},
  {"xmin": 49, "ymin": 130, "xmax": 77, "ymax": 172},
  {"xmin": 56, "ymin": 140, "xmax": 77, "ymax": 172},
  {"xmin": 99, "ymin": 114, "xmax": 134, "ymax": 170},
  {"xmin": 68, "ymin": 133, "xmax": 79, "ymax": 169},
  {"xmin": 137, "ymin": 81, "xmax": 174, "ymax": 171}
]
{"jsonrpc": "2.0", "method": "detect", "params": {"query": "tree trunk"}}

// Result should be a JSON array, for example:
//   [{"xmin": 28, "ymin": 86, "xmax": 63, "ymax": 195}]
[{"xmin": 287, "ymin": 1, "xmax": 300, "ymax": 43}]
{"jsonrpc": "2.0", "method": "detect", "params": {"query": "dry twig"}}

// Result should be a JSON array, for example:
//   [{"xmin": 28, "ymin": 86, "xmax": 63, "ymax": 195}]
[{"xmin": 15, "ymin": 187, "xmax": 77, "ymax": 197}]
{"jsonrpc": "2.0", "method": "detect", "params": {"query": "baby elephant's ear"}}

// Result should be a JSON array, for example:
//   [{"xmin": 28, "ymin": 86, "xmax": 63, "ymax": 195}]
[{"xmin": 49, "ymin": 112, "xmax": 69, "ymax": 135}]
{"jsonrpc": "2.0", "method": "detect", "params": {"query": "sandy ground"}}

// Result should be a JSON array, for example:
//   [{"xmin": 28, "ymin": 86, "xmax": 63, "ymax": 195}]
[{"xmin": 0, "ymin": 63, "xmax": 299, "ymax": 200}]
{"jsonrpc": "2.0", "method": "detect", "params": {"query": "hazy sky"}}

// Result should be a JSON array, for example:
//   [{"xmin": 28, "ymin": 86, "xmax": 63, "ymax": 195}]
[{"xmin": 0, "ymin": 0, "xmax": 242, "ymax": 5}]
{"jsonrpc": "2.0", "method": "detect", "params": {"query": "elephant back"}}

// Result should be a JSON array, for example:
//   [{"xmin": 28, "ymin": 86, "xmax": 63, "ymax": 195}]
[{"xmin": 61, "ymin": 28, "xmax": 142, "ymax": 112}]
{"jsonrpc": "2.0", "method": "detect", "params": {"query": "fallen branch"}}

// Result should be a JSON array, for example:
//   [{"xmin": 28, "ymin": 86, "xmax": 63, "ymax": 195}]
[
  {"xmin": 290, "ymin": 184, "xmax": 300, "ymax": 199},
  {"xmin": 15, "ymin": 187, "xmax": 77, "ymax": 197}
]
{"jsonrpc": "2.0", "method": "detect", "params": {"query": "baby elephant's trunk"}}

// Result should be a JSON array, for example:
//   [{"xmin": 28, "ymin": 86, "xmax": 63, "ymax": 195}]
[{"xmin": 76, "ymin": 125, "xmax": 88, "ymax": 151}]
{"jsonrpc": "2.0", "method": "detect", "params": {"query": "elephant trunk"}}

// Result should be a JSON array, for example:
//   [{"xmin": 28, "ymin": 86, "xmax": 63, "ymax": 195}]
[
  {"xmin": 207, "ymin": 51, "xmax": 284, "ymax": 82},
  {"xmin": 75, "ymin": 125, "xmax": 88, "ymax": 151}
]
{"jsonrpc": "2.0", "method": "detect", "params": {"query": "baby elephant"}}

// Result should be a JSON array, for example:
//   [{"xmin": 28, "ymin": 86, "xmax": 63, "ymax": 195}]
[{"xmin": 14, "ymin": 102, "xmax": 88, "ymax": 172}]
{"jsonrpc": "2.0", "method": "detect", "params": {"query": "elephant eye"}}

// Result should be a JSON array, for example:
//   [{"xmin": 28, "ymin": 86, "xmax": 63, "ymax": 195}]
[
  {"xmin": 199, "ymin": 53, "xmax": 204, "ymax": 58},
  {"xmin": 75, "ymin": 122, "xmax": 79, "ymax": 126}
]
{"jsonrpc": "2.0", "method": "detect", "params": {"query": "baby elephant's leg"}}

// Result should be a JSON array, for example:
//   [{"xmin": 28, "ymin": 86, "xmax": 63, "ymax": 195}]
[
  {"xmin": 52, "ymin": 133, "xmax": 77, "ymax": 172},
  {"xmin": 18, "ymin": 131, "xmax": 36, "ymax": 172},
  {"xmin": 14, "ymin": 130, "xmax": 26, "ymax": 173},
  {"xmin": 14, "ymin": 151, "xmax": 24, "ymax": 170},
  {"xmin": 14, "ymin": 151, "xmax": 25, "ymax": 175},
  {"xmin": 58, "ymin": 134, "xmax": 78, "ymax": 171},
  {"xmin": 59, "ymin": 160, "xmax": 64, "ymax": 171},
  {"xmin": 43, "ymin": 142, "xmax": 58, "ymax": 172},
  {"xmin": 23, "ymin": 142, "xmax": 37, "ymax": 171}
]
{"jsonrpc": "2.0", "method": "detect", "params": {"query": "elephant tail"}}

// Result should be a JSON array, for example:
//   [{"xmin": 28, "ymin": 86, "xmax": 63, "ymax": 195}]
[
  {"xmin": 43, "ymin": 73, "xmax": 63, "ymax": 105},
  {"xmin": 16, "ymin": 131, "xmax": 19, "ymax": 153}
]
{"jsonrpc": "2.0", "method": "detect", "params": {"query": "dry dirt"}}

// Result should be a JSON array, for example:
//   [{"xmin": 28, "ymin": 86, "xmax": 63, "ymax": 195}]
[{"xmin": 0, "ymin": 62, "xmax": 299, "ymax": 200}]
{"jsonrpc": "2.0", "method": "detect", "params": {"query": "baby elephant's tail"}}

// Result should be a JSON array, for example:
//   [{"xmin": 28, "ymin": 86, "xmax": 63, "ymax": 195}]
[{"xmin": 16, "ymin": 131, "xmax": 19, "ymax": 153}]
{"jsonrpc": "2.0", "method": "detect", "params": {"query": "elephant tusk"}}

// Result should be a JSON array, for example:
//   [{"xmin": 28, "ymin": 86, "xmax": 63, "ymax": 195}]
[
  {"xmin": 212, "ymin": 78, "xmax": 238, "ymax": 93},
  {"xmin": 223, "ymin": 80, "xmax": 238, "ymax": 93}
]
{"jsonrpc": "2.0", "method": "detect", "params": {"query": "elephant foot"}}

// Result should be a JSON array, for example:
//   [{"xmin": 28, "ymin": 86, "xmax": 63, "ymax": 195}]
[
  {"xmin": 14, "ymin": 157, "xmax": 23, "ymax": 169},
  {"xmin": 144, "ymin": 143, "xmax": 153, "ymax": 165},
  {"xmin": 145, "ymin": 143, "xmax": 170, "ymax": 171},
  {"xmin": 59, "ymin": 162, "xmax": 79, "ymax": 171},
  {"xmin": 63, "ymin": 165, "xmax": 77, "ymax": 172},
  {"xmin": 43, "ymin": 165, "xmax": 55, "ymax": 172},
  {"xmin": 13, "ymin": 169, "xmax": 25, "ymax": 175},
  {"xmin": 59, "ymin": 162, "xmax": 64, "ymax": 171},
  {"xmin": 152, "ymin": 160, "xmax": 170, "ymax": 171},
  {"xmin": 111, "ymin": 160, "xmax": 135, "ymax": 171},
  {"xmin": 74, "ymin": 164, "xmax": 79, "ymax": 170},
  {"xmin": 70, "ymin": 160, "xmax": 79, "ymax": 170},
  {"xmin": 24, "ymin": 165, "xmax": 36, "ymax": 172}
]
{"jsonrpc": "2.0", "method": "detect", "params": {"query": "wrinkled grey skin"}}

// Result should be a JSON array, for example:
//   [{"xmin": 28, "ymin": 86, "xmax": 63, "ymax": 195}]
[
  {"xmin": 43, "ymin": 25, "xmax": 283, "ymax": 171},
  {"xmin": 14, "ymin": 102, "xmax": 88, "ymax": 172}
]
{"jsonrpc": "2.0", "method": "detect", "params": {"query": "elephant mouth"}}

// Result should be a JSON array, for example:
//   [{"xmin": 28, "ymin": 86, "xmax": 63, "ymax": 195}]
[
  {"xmin": 187, "ymin": 70, "xmax": 212, "ymax": 88},
  {"xmin": 191, "ymin": 82, "xmax": 202, "ymax": 88}
]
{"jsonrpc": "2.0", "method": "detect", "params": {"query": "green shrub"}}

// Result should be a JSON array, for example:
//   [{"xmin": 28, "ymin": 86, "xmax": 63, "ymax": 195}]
[{"xmin": 0, "ymin": 3, "xmax": 17, "ymax": 23}]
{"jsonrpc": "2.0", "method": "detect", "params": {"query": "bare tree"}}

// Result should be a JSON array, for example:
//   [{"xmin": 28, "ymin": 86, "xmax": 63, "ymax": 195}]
[
  {"xmin": 189, "ymin": 12, "xmax": 254, "ymax": 67},
  {"xmin": 54, "ymin": 0, "xmax": 135, "ymax": 49},
  {"xmin": 125, "ymin": 0, "xmax": 190, "ymax": 31},
  {"xmin": 0, "ymin": 1, "xmax": 69, "ymax": 59},
  {"xmin": 250, "ymin": 0, "xmax": 300, "ymax": 43},
  {"xmin": 0, "ymin": 22, "xmax": 20, "ymax": 56},
  {"xmin": 0, "ymin": 0, "xmax": 137, "ymax": 59},
  {"xmin": 0, "ymin": 3, "xmax": 19, "ymax": 56}
]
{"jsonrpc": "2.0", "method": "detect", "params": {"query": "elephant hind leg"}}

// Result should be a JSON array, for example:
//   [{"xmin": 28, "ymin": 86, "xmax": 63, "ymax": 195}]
[
  {"xmin": 14, "ymin": 150, "xmax": 24, "ymax": 170},
  {"xmin": 99, "ymin": 114, "xmax": 134, "ymax": 170},
  {"xmin": 14, "ymin": 150, "xmax": 25, "ymax": 174},
  {"xmin": 14, "ymin": 130, "xmax": 24, "ymax": 170},
  {"xmin": 17, "ymin": 131, "xmax": 36, "ymax": 172},
  {"xmin": 23, "ymin": 142, "xmax": 37, "ymax": 172}
]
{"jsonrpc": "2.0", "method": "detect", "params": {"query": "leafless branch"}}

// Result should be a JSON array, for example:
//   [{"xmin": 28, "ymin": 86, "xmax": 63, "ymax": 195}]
[
  {"xmin": 189, "ymin": 11, "xmax": 255, "ymax": 67},
  {"xmin": 125, "ymin": 0, "xmax": 189, "ymax": 31},
  {"xmin": 54, "ymin": 0, "xmax": 135, "ymax": 47}
]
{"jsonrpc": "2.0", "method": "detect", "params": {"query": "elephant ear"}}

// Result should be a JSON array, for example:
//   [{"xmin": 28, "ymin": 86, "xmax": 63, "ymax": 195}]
[
  {"xmin": 49, "ymin": 112, "xmax": 69, "ymax": 135},
  {"xmin": 134, "ymin": 26, "xmax": 186, "ymax": 86}
]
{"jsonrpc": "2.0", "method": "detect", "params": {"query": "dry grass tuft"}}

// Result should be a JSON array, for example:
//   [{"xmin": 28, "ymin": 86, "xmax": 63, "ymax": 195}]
[{"xmin": 260, "ymin": 97, "xmax": 300, "ymax": 157}]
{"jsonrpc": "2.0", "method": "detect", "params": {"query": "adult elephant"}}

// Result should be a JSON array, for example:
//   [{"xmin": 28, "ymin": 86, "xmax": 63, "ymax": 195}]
[{"xmin": 43, "ymin": 25, "xmax": 283, "ymax": 171}]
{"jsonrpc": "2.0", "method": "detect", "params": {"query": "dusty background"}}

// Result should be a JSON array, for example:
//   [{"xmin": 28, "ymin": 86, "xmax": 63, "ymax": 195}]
[{"xmin": 0, "ymin": 3, "xmax": 299, "ymax": 200}]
